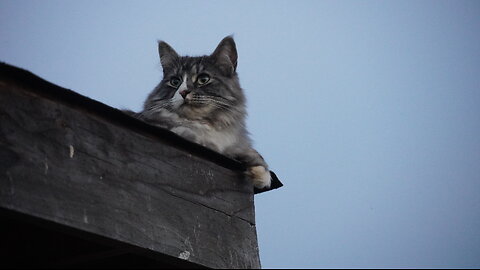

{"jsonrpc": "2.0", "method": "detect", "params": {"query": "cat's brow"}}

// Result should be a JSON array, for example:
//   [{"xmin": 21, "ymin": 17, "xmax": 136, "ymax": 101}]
[{"xmin": 190, "ymin": 64, "xmax": 202, "ymax": 75}]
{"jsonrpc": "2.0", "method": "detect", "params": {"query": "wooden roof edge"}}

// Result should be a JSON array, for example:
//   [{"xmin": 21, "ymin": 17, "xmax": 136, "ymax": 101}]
[{"xmin": 0, "ymin": 62, "xmax": 283, "ymax": 194}]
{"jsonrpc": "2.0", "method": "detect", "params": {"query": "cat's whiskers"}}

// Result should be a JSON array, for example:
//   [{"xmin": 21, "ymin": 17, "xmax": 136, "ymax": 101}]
[
  {"xmin": 191, "ymin": 96, "xmax": 233, "ymax": 107},
  {"xmin": 190, "ymin": 97, "xmax": 232, "ymax": 107},
  {"xmin": 189, "ymin": 98, "xmax": 237, "ymax": 113},
  {"xmin": 147, "ymin": 101, "xmax": 173, "ymax": 112},
  {"xmin": 193, "ymin": 95, "xmax": 232, "ymax": 103}
]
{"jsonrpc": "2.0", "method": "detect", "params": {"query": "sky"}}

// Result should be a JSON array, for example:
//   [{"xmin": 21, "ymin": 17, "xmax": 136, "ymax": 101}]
[{"xmin": 1, "ymin": 0, "xmax": 480, "ymax": 268}]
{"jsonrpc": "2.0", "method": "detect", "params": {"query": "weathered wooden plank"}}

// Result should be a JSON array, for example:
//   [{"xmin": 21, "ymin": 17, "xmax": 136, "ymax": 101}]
[
  {"xmin": 0, "ymin": 82, "xmax": 255, "ymax": 222},
  {"xmin": 0, "ymin": 81, "xmax": 261, "ymax": 268}
]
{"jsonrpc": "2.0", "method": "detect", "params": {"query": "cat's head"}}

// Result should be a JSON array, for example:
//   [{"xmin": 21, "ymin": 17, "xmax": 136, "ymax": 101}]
[{"xmin": 144, "ymin": 36, "xmax": 246, "ymax": 123}]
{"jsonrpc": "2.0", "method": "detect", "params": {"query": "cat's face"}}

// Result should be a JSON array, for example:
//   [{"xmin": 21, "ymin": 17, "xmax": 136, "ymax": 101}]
[{"xmin": 145, "ymin": 36, "xmax": 245, "ymax": 121}]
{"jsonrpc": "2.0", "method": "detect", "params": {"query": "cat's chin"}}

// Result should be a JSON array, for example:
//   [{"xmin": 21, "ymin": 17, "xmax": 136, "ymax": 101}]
[{"xmin": 178, "ymin": 103, "xmax": 214, "ymax": 120}]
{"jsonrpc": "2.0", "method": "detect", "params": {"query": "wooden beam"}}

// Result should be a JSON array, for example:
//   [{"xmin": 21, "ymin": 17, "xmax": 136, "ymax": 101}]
[{"xmin": 0, "ymin": 62, "xmax": 282, "ymax": 268}]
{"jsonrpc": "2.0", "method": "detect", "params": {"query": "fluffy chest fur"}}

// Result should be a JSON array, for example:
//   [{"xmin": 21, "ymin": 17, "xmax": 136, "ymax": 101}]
[
  {"xmin": 171, "ymin": 120, "xmax": 238, "ymax": 153},
  {"xmin": 156, "ymin": 109, "xmax": 240, "ymax": 153}
]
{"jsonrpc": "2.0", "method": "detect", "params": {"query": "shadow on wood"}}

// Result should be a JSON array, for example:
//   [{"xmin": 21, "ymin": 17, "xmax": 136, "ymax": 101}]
[{"xmin": 0, "ymin": 62, "xmax": 282, "ymax": 269}]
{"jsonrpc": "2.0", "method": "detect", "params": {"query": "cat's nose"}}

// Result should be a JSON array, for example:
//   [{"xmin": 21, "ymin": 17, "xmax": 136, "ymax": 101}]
[{"xmin": 179, "ymin": 89, "xmax": 191, "ymax": 99}]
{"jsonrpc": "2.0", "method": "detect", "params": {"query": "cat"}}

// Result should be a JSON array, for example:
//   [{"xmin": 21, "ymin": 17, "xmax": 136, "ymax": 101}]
[{"xmin": 126, "ymin": 36, "xmax": 271, "ymax": 189}]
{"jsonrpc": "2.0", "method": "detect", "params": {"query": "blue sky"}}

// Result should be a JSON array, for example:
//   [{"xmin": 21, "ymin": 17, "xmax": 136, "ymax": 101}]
[{"xmin": 1, "ymin": 0, "xmax": 479, "ymax": 268}]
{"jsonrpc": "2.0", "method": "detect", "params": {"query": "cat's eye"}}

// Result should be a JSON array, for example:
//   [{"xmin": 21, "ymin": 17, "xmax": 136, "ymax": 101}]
[
  {"xmin": 169, "ymin": 77, "xmax": 182, "ymax": 87},
  {"xmin": 197, "ymin": 74, "xmax": 210, "ymax": 85}
]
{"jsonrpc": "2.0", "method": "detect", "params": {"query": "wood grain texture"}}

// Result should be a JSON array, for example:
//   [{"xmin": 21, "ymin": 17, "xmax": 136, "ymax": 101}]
[{"xmin": 0, "ymin": 81, "xmax": 261, "ymax": 268}]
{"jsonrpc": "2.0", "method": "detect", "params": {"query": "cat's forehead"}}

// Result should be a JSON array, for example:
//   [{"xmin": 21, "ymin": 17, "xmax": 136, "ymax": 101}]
[{"xmin": 168, "ymin": 56, "xmax": 212, "ymax": 75}]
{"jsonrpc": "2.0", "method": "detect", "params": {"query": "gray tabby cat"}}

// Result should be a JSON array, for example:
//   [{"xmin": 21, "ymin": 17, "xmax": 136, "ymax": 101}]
[{"xmin": 129, "ymin": 36, "xmax": 271, "ymax": 189}]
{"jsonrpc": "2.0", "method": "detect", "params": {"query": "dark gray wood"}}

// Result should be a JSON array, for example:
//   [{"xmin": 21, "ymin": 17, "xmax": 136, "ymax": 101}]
[{"xmin": 0, "ymin": 81, "xmax": 261, "ymax": 268}]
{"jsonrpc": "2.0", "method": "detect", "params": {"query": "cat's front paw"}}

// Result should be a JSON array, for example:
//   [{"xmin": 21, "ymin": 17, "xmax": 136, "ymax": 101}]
[{"xmin": 248, "ymin": 166, "xmax": 271, "ymax": 189}]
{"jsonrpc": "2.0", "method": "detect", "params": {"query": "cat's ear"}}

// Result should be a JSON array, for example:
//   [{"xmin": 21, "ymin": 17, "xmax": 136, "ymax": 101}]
[
  {"xmin": 211, "ymin": 36, "xmax": 238, "ymax": 75},
  {"xmin": 158, "ymin": 41, "xmax": 179, "ymax": 70}
]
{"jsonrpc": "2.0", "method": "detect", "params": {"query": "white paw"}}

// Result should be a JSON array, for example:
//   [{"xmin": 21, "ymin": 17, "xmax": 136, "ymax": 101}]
[{"xmin": 248, "ymin": 166, "xmax": 271, "ymax": 189}]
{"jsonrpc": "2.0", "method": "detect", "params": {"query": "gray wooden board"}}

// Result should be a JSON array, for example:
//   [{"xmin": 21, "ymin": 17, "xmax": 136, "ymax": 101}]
[{"xmin": 0, "ymin": 82, "xmax": 261, "ymax": 269}]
